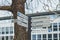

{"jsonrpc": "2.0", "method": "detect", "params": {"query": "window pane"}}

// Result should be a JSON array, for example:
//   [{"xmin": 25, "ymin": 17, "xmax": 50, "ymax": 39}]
[
  {"xmin": 59, "ymin": 39, "xmax": 60, "ymax": 40},
  {"xmin": 48, "ymin": 34, "xmax": 52, "ymax": 38},
  {"xmin": 48, "ymin": 24, "xmax": 52, "ymax": 32},
  {"xmin": 37, "ymin": 34, "xmax": 41, "ymax": 38},
  {"xmin": 6, "ymin": 27, "xmax": 9, "ymax": 34},
  {"xmin": 53, "ymin": 28, "xmax": 57, "ymax": 31},
  {"xmin": 6, "ymin": 36, "xmax": 8, "ymax": 40},
  {"xmin": 32, "ymin": 35, "xmax": 36, "ymax": 40},
  {"xmin": 2, "ymin": 27, "xmax": 5, "ymax": 34},
  {"xmin": 53, "ymin": 34, "xmax": 57, "ymax": 38},
  {"xmin": 49, "ymin": 23, "xmax": 52, "ymax": 28},
  {"xmin": 53, "ymin": 23, "xmax": 57, "ymax": 31},
  {"xmin": 59, "ymin": 23, "xmax": 60, "ymax": 27},
  {"xmin": 53, "ymin": 39, "xmax": 58, "ymax": 40},
  {"xmin": 43, "ymin": 34, "xmax": 46, "ymax": 38},
  {"xmin": 2, "ymin": 36, "xmax": 4, "ymax": 40},
  {"xmin": 48, "ymin": 39, "xmax": 52, "ymax": 40},
  {"xmin": 48, "ymin": 29, "xmax": 52, "ymax": 32},
  {"xmin": 32, "ymin": 35, "xmax": 36, "ymax": 39},
  {"xmin": 43, "ymin": 39, "xmax": 46, "ymax": 40},
  {"xmin": 32, "ymin": 39, "xmax": 36, "ymax": 40},
  {"xmin": 53, "ymin": 23, "xmax": 57, "ymax": 27},
  {"xmin": 59, "ymin": 28, "xmax": 60, "ymax": 31},
  {"xmin": 43, "ymin": 27, "xmax": 46, "ymax": 29},
  {"xmin": 37, "ymin": 34, "xmax": 41, "ymax": 40},
  {"xmin": 59, "ymin": 34, "xmax": 60, "ymax": 37},
  {"xmin": 10, "ymin": 27, "xmax": 13, "ymax": 34},
  {"xmin": 0, "ymin": 28, "xmax": 2, "ymax": 34},
  {"xmin": 10, "ymin": 36, "xmax": 13, "ymax": 40},
  {"xmin": 37, "ymin": 39, "xmax": 41, "ymax": 40}
]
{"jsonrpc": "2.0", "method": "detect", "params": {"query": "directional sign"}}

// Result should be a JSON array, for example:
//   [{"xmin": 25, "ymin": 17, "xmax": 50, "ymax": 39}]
[
  {"xmin": 17, "ymin": 12, "xmax": 28, "ymax": 28},
  {"xmin": 31, "ymin": 16, "xmax": 50, "ymax": 27}
]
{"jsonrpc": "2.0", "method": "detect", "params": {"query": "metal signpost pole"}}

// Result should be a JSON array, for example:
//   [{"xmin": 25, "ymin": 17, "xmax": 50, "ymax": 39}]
[{"xmin": 28, "ymin": 16, "xmax": 31, "ymax": 40}]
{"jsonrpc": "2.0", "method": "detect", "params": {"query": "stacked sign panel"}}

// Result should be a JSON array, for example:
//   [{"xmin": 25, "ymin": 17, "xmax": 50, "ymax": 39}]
[
  {"xmin": 31, "ymin": 16, "xmax": 50, "ymax": 27},
  {"xmin": 17, "ymin": 12, "xmax": 28, "ymax": 28}
]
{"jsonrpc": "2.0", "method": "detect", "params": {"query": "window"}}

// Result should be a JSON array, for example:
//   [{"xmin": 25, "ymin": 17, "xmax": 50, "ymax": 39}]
[
  {"xmin": 10, "ymin": 36, "xmax": 13, "ymax": 40},
  {"xmin": 6, "ymin": 36, "xmax": 8, "ymax": 40},
  {"xmin": 2, "ymin": 27, "xmax": 5, "ymax": 34},
  {"xmin": 11, "ymin": 19, "xmax": 14, "ymax": 23},
  {"xmin": 37, "ymin": 34, "xmax": 41, "ymax": 40},
  {"xmin": 59, "ymin": 23, "xmax": 60, "ymax": 31},
  {"xmin": 59, "ymin": 23, "xmax": 60, "ymax": 27},
  {"xmin": 59, "ymin": 28, "xmax": 60, "ymax": 31},
  {"xmin": 43, "ymin": 34, "xmax": 47, "ymax": 40},
  {"xmin": 53, "ymin": 34, "xmax": 58, "ymax": 40},
  {"xmin": 0, "ymin": 27, "xmax": 2, "ymax": 34},
  {"xmin": 43, "ymin": 27, "xmax": 46, "ymax": 29},
  {"xmin": 43, "ymin": 34, "xmax": 46, "ymax": 38},
  {"xmin": 48, "ymin": 34, "xmax": 52, "ymax": 40},
  {"xmin": 32, "ymin": 35, "xmax": 36, "ymax": 40},
  {"xmin": 6, "ymin": 27, "xmax": 9, "ymax": 34},
  {"xmin": 10, "ymin": 27, "xmax": 13, "ymax": 34},
  {"xmin": 48, "ymin": 34, "xmax": 52, "ymax": 38},
  {"xmin": 48, "ymin": 39, "xmax": 52, "ymax": 40},
  {"xmin": 53, "ymin": 34, "xmax": 57, "ymax": 38},
  {"xmin": 53, "ymin": 23, "xmax": 57, "ymax": 27},
  {"xmin": 53, "ymin": 23, "xmax": 57, "ymax": 31},
  {"xmin": 59, "ymin": 33, "xmax": 60, "ymax": 40},
  {"xmin": 48, "ymin": 24, "xmax": 52, "ymax": 32},
  {"xmin": 2, "ymin": 36, "xmax": 4, "ymax": 40},
  {"xmin": 53, "ymin": 28, "xmax": 57, "ymax": 31}
]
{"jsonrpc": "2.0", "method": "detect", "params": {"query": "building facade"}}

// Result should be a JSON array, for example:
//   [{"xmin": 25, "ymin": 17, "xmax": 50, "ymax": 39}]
[
  {"xmin": 0, "ymin": 19, "xmax": 14, "ymax": 40},
  {"xmin": 31, "ymin": 15, "xmax": 60, "ymax": 40},
  {"xmin": 0, "ymin": 11, "xmax": 14, "ymax": 40}
]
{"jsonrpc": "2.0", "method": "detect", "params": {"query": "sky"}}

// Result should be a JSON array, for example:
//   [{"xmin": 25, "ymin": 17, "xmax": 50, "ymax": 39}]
[
  {"xmin": 25, "ymin": 0, "xmax": 59, "ymax": 14},
  {"xmin": 0, "ymin": 0, "xmax": 12, "ymax": 6}
]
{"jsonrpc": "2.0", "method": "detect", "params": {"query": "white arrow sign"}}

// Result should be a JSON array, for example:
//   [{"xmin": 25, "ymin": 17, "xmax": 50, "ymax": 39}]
[{"xmin": 31, "ymin": 16, "xmax": 50, "ymax": 27}]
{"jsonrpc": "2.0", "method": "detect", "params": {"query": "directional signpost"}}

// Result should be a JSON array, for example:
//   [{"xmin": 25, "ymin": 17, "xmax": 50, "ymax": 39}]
[
  {"xmin": 31, "ymin": 15, "xmax": 50, "ymax": 27},
  {"xmin": 17, "ymin": 11, "xmax": 28, "ymax": 28}
]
